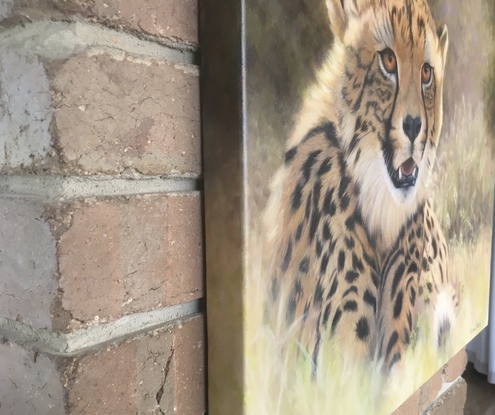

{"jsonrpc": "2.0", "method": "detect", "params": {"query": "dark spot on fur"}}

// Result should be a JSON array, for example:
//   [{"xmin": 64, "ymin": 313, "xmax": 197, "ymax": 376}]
[
  {"xmin": 286, "ymin": 296, "xmax": 296, "ymax": 323},
  {"xmin": 345, "ymin": 270, "xmax": 359, "ymax": 283},
  {"xmin": 386, "ymin": 331, "xmax": 399, "ymax": 357},
  {"xmin": 389, "ymin": 352, "xmax": 401, "ymax": 370},
  {"xmin": 331, "ymin": 308, "xmax": 342, "ymax": 333},
  {"xmin": 302, "ymin": 150, "xmax": 322, "ymax": 182},
  {"xmin": 345, "ymin": 236, "xmax": 355, "ymax": 249},
  {"xmin": 391, "ymin": 263, "xmax": 406, "ymax": 299},
  {"xmin": 343, "ymin": 286, "xmax": 358, "ymax": 297},
  {"xmin": 345, "ymin": 215, "xmax": 355, "ymax": 231},
  {"xmin": 344, "ymin": 300, "xmax": 358, "ymax": 312},
  {"xmin": 291, "ymin": 182, "xmax": 304, "ymax": 212},
  {"xmin": 285, "ymin": 147, "xmax": 297, "ymax": 164},
  {"xmin": 281, "ymin": 240, "xmax": 292, "ymax": 273},
  {"xmin": 338, "ymin": 250, "xmax": 346, "ymax": 271},
  {"xmin": 299, "ymin": 257, "xmax": 310, "ymax": 274},
  {"xmin": 318, "ymin": 157, "xmax": 332, "ymax": 176},
  {"xmin": 313, "ymin": 180, "xmax": 322, "ymax": 207},
  {"xmin": 340, "ymin": 194, "xmax": 350, "ymax": 211},
  {"xmin": 295, "ymin": 223, "xmax": 303, "ymax": 241},
  {"xmin": 393, "ymin": 291, "xmax": 403, "ymax": 319},
  {"xmin": 314, "ymin": 282, "xmax": 324, "ymax": 304},
  {"xmin": 323, "ymin": 302, "xmax": 332, "ymax": 328},
  {"xmin": 328, "ymin": 277, "xmax": 338, "ymax": 299},
  {"xmin": 422, "ymin": 257, "xmax": 428, "ymax": 271},
  {"xmin": 363, "ymin": 289, "xmax": 377, "ymax": 314},
  {"xmin": 410, "ymin": 286, "xmax": 416, "ymax": 305},
  {"xmin": 432, "ymin": 237, "xmax": 438, "ymax": 258},
  {"xmin": 407, "ymin": 311, "xmax": 413, "ymax": 330},
  {"xmin": 323, "ymin": 188, "xmax": 337, "ymax": 216},
  {"xmin": 407, "ymin": 262, "xmax": 418, "ymax": 275},
  {"xmin": 323, "ymin": 122, "xmax": 339, "ymax": 146},
  {"xmin": 323, "ymin": 222, "xmax": 332, "ymax": 240},
  {"xmin": 305, "ymin": 191, "xmax": 312, "ymax": 219},
  {"xmin": 339, "ymin": 176, "xmax": 351, "ymax": 199},
  {"xmin": 352, "ymin": 253, "xmax": 364, "ymax": 273},
  {"xmin": 320, "ymin": 252, "xmax": 330, "ymax": 275},
  {"xmin": 355, "ymin": 317, "xmax": 369, "ymax": 340}
]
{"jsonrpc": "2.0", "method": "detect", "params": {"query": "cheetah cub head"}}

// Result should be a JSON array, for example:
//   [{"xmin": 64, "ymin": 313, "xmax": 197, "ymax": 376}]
[{"xmin": 324, "ymin": 0, "xmax": 448, "ymax": 247}]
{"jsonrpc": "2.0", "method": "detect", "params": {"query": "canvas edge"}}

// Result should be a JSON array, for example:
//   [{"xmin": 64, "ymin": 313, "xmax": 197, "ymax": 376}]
[{"xmin": 200, "ymin": 0, "xmax": 247, "ymax": 413}]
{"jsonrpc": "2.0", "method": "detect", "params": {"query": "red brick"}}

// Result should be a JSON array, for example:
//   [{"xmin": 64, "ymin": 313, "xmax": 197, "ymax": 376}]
[
  {"xmin": 419, "ymin": 368, "xmax": 443, "ymax": 412},
  {"xmin": 424, "ymin": 377, "xmax": 467, "ymax": 415},
  {"xmin": 54, "ymin": 193, "xmax": 204, "ymax": 325},
  {"xmin": 443, "ymin": 349, "xmax": 468, "ymax": 382},
  {"xmin": 2, "ymin": 0, "xmax": 198, "ymax": 45},
  {"xmin": 174, "ymin": 316, "xmax": 206, "ymax": 414},
  {"xmin": 67, "ymin": 316, "xmax": 206, "ymax": 415},
  {"xmin": 392, "ymin": 389, "xmax": 419, "ymax": 415},
  {"xmin": 51, "ymin": 52, "xmax": 201, "ymax": 177},
  {"xmin": 90, "ymin": 0, "xmax": 199, "ymax": 44}
]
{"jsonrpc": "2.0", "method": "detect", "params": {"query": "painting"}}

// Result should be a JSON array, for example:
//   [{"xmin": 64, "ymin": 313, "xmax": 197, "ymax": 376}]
[{"xmin": 201, "ymin": 0, "xmax": 495, "ymax": 413}]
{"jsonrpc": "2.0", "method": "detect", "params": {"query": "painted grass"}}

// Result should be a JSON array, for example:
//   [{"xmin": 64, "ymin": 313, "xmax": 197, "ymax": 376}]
[{"xmin": 245, "ymin": 98, "xmax": 493, "ymax": 414}]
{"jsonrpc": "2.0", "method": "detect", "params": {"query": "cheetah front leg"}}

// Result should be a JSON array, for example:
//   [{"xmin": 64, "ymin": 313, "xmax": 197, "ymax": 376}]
[
  {"xmin": 376, "ymin": 206, "xmax": 425, "ymax": 372},
  {"xmin": 420, "ymin": 201, "xmax": 459, "ymax": 350}
]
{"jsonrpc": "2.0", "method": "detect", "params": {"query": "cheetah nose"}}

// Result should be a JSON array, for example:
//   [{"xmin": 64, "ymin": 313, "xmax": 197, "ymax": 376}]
[{"xmin": 403, "ymin": 115, "xmax": 422, "ymax": 142}]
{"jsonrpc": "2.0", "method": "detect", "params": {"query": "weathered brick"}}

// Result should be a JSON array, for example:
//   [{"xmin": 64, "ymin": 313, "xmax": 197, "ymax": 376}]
[
  {"xmin": 0, "ymin": 342, "xmax": 65, "ymax": 415},
  {"xmin": 54, "ymin": 192, "xmax": 204, "ymax": 325},
  {"xmin": 424, "ymin": 377, "xmax": 467, "ymax": 415},
  {"xmin": 443, "ymin": 349, "xmax": 468, "ymax": 382},
  {"xmin": 51, "ymin": 52, "xmax": 201, "ymax": 176},
  {"xmin": 0, "ymin": 197, "xmax": 58, "ymax": 330},
  {"xmin": 0, "ymin": 48, "xmax": 200, "ymax": 176},
  {"xmin": 392, "ymin": 389, "xmax": 419, "ymax": 415},
  {"xmin": 174, "ymin": 316, "xmax": 206, "ymax": 414},
  {"xmin": 1, "ymin": 0, "xmax": 198, "ymax": 45},
  {"xmin": 419, "ymin": 368, "xmax": 443, "ymax": 412},
  {"xmin": 67, "ymin": 316, "xmax": 206, "ymax": 415}
]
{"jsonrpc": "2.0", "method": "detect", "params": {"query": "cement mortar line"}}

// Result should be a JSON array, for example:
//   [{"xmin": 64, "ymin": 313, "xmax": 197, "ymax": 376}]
[
  {"xmin": 0, "ymin": 175, "xmax": 202, "ymax": 199},
  {"xmin": 0, "ymin": 20, "xmax": 197, "ymax": 66},
  {"xmin": 0, "ymin": 299, "xmax": 203, "ymax": 356}
]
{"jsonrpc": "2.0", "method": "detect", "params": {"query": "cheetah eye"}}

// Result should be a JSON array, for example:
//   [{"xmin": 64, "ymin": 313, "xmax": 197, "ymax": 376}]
[
  {"xmin": 421, "ymin": 63, "xmax": 432, "ymax": 85},
  {"xmin": 379, "ymin": 48, "xmax": 397, "ymax": 74}
]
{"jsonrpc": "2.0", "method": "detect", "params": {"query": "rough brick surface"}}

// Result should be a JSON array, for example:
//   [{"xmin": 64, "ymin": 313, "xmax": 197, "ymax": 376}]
[
  {"xmin": 1, "ymin": 0, "xmax": 198, "ymax": 45},
  {"xmin": 424, "ymin": 377, "xmax": 467, "ymax": 415},
  {"xmin": 0, "ymin": 342, "xmax": 65, "ymax": 415},
  {"xmin": 67, "ymin": 316, "xmax": 206, "ymax": 415},
  {"xmin": 0, "ymin": 197, "xmax": 58, "ymax": 330},
  {"xmin": 0, "ymin": 47, "xmax": 200, "ymax": 176},
  {"xmin": 54, "ymin": 192, "xmax": 204, "ymax": 326},
  {"xmin": 0, "ymin": 48, "xmax": 52, "ymax": 169},
  {"xmin": 392, "ymin": 389, "xmax": 419, "ymax": 415},
  {"xmin": 443, "ymin": 349, "xmax": 468, "ymax": 382},
  {"xmin": 51, "ymin": 52, "xmax": 200, "ymax": 176},
  {"xmin": 419, "ymin": 368, "xmax": 443, "ymax": 412}
]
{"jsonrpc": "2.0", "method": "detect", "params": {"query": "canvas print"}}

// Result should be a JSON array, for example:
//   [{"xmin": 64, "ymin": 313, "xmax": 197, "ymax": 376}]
[{"xmin": 239, "ymin": 0, "xmax": 495, "ymax": 413}]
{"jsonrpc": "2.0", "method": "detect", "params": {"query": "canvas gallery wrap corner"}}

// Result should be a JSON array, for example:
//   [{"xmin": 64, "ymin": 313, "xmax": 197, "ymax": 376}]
[{"xmin": 201, "ymin": 0, "xmax": 495, "ymax": 413}]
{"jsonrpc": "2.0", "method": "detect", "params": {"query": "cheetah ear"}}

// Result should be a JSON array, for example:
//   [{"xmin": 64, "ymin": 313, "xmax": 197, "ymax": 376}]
[
  {"xmin": 326, "ymin": 0, "xmax": 356, "ymax": 40},
  {"xmin": 437, "ymin": 24, "xmax": 449, "ymax": 65}
]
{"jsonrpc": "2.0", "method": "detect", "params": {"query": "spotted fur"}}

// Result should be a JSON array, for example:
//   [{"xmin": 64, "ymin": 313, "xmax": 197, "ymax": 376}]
[{"xmin": 263, "ymin": 0, "xmax": 458, "ymax": 373}]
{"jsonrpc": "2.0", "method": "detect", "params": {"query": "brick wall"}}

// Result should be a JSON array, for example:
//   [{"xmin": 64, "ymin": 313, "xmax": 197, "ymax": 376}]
[
  {"xmin": 393, "ymin": 349, "xmax": 468, "ymax": 415},
  {"xmin": 0, "ymin": 2, "xmax": 206, "ymax": 415}
]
